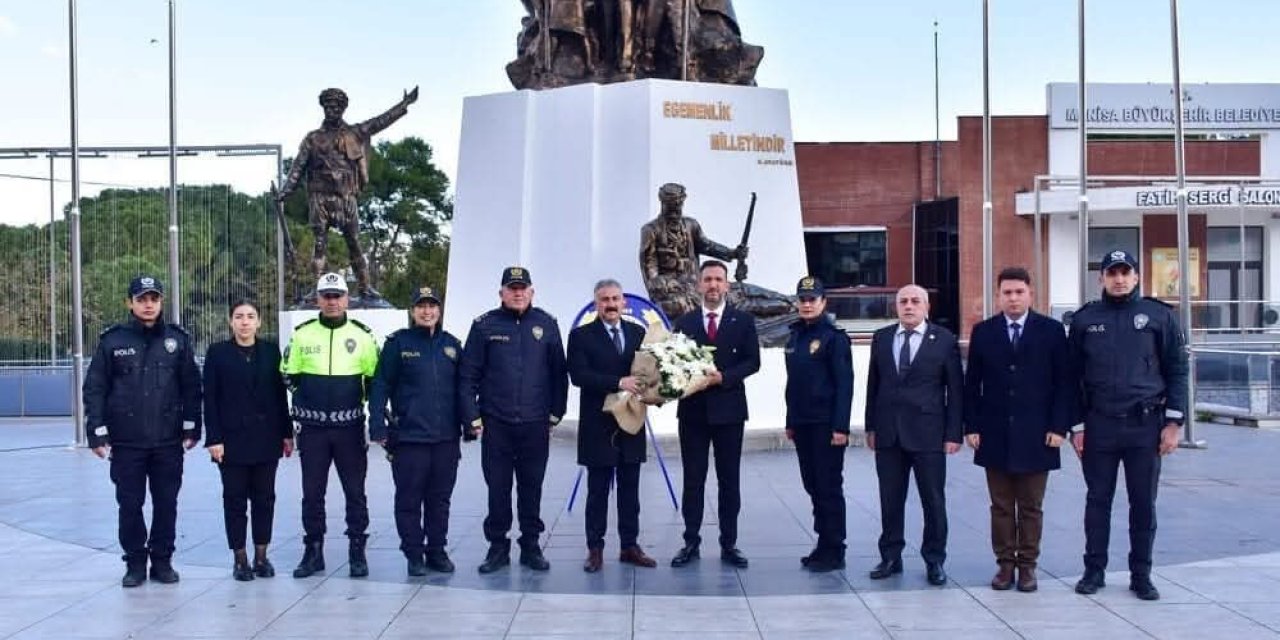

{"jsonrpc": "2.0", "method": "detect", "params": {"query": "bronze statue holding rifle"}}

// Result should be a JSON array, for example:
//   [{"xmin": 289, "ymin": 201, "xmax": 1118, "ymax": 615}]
[
  {"xmin": 638, "ymin": 183, "xmax": 795, "ymax": 345},
  {"xmin": 277, "ymin": 86, "xmax": 419, "ymax": 306}
]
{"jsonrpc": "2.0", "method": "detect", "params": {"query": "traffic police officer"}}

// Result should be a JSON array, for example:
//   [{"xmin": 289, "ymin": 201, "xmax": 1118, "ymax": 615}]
[
  {"xmin": 1068, "ymin": 249, "xmax": 1188, "ymax": 601},
  {"xmin": 281, "ymin": 273, "xmax": 380, "ymax": 578},
  {"xmin": 84, "ymin": 275, "xmax": 202, "ymax": 588},
  {"xmin": 459, "ymin": 267, "xmax": 569, "ymax": 574},
  {"xmin": 369, "ymin": 285, "xmax": 466, "ymax": 576},
  {"xmin": 783, "ymin": 276, "xmax": 854, "ymax": 573}
]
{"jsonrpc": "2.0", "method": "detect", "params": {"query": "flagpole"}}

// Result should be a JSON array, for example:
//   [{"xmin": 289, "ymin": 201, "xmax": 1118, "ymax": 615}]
[
  {"xmin": 68, "ymin": 0, "xmax": 87, "ymax": 446},
  {"xmin": 167, "ymin": 0, "xmax": 181, "ymax": 323},
  {"xmin": 981, "ymin": 0, "xmax": 992, "ymax": 318}
]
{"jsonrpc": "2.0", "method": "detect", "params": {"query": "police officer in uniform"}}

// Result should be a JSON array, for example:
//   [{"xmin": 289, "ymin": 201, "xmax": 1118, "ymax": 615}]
[
  {"xmin": 84, "ymin": 275, "xmax": 202, "ymax": 588},
  {"xmin": 369, "ymin": 285, "xmax": 467, "ymax": 576},
  {"xmin": 281, "ymin": 273, "xmax": 380, "ymax": 578},
  {"xmin": 459, "ymin": 267, "xmax": 569, "ymax": 574},
  {"xmin": 1068, "ymin": 249, "xmax": 1188, "ymax": 601},
  {"xmin": 784, "ymin": 276, "xmax": 854, "ymax": 573}
]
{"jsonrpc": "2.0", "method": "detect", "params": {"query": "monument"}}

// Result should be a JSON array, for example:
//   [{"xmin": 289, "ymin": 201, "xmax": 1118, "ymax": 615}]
[{"xmin": 276, "ymin": 86, "xmax": 419, "ymax": 308}]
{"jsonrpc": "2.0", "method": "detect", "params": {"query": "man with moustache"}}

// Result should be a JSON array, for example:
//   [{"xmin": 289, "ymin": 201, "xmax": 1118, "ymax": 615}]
[
  {"xmin": 460, "ymin": 267, "xmax": 569, "ymax": 574},
  {"xmin": 670, "ymin": 260, "xmax": 761, "ymax": 569},
  {"xmin": 566, "ymin": 279, "xmax": 658, "ymax": 572},
  {"xmin": 84, "ymin": 275, "xmax": 202, "ymax": 587},
  {"xmin": 1068, "ymin": 250, "xmax": 1187, "ymax": 601},
  {"xmin": 865, "ymin": 284, "xmax": 963, "ymax": 586},
  {"xmin": 964, "ymin": 267, "xmax": 1073, "ymax": 592}
]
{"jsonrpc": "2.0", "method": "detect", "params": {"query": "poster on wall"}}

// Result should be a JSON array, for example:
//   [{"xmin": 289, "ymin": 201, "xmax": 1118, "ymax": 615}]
[{"xmin": 1150, "ymin": 248, "xmax": 1200, "ymax": 298}]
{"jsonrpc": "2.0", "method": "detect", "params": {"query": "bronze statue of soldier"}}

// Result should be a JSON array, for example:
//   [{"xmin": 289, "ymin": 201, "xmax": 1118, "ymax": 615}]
[
  {"xmin": 639, "ymin": 183, "xmax": 795, "ymax": 343},
  {"xmin": 278, "ymin": 86, "xmax": 418, "ymax": 305}
]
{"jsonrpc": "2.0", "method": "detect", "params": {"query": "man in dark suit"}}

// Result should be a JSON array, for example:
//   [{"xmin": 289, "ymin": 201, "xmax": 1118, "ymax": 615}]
[
  {"xmin": 670, "ymin": 260, "xmax": 761, "ymax": 569},
  {"xmin": 567, "ymin": 279, "xmax": 659, "ymax": 572},
  {"xmin": 865, "ymin": 284, "xmax": 963, "ymax": 586},
  {"xmin": 964, "ymin": 267, "xmax": 1073, "ymax": 593}
]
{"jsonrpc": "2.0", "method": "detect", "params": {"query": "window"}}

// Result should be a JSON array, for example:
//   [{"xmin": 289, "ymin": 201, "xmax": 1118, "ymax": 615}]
[
  {"xmin": 1206, "ymin": 227, "xmax": 1263, "ymax": 331},
  {"xmin": 803, "ymin": 230, "xmax": 887, "ymax": 288}
]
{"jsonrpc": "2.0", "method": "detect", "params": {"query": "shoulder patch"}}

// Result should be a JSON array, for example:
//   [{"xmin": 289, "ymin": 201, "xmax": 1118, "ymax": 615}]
[
  {"xmin": 349, "ymin": 318, "xmax": 375, "ymax": 334},
  {"xmin": 294, "ymin": 317, "xmax": 319, "ymax": 330}
]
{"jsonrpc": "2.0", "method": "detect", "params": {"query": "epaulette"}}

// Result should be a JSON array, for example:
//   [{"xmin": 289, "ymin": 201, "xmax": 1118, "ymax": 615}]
[
  {"xmin": 99, "ymin": 324, "xmax": 124, "ymax": 338},
  {"xmin": 349, "ymin": 318, "xmax": 375, "ymax": 334},
  {"xmin": 167, "ymin": 323, "xmax": 190, "ymax": 336},
  {"xmin": 384, "ymin": 329, "xmax": 404, "ymax": 343},
  {"xmin": 294, "ymin": 317, "xmax": 319, "ymax": 330},
  {"xmin": 532, "ymin": 306, "xmax": 558, "ymax": 322},
  {"xmin": 473, "ymin": 310, "xmax": 492, "ymax": 324},
  {"xmin": 1143, "ymin": 296, "xmax": 1174, "ymax": 309}
]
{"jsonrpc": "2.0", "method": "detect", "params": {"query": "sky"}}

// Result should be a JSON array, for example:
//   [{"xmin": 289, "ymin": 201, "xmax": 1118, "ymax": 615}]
[{"xmin": 1, "ymin": 0, "xmax": 1279, "ymax": 225}]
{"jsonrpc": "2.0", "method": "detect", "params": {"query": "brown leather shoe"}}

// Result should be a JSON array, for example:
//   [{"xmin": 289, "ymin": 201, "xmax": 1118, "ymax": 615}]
[
  {"xmin": 991, "ymin": 564, "xmax": 1015, "ymax": 590},
  {"xmin": 619, "ymin": 546, "xmax": 657, "ymax": 568},
  {"xmin": 1017, "ymin": 566, "xmax": 1038, "ymax": 592},
  {"xmin": 583, "ymin": 548, "xmax": 603, "ymax": 573}
]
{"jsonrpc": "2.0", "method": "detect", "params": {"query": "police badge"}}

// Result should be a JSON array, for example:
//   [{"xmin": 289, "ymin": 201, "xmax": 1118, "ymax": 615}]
[
  {"xmin": 345, "ymin": 338, "xmax": 357, "ymax": 353},
  {"xmin": 163, "ymin": 337, "xmax": 177, "ymax": 353},
  {"xmin": 443, "ymin": 346, "xmax": 457, "ymax": 360},
  {"xmin": 532, "ymin": 326, "xmax": 544, "ymax": 341},
  {"xmin": 1134, "ymin": 313, "xmax": 1149, "ymax": 330},
  {"xmin": 809, "ymin": 338, "xmax": 821, "ymax": 355}
]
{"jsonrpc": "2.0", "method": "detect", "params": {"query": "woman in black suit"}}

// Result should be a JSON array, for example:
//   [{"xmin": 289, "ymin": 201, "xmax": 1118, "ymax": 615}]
[{"xmin": 204, "ymin": 300, "xmax": 293, "ymax": 581}]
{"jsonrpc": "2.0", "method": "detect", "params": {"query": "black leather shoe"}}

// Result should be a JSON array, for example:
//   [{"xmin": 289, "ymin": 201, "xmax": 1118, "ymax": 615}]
[
  {"xmin": 253, "ymin": 558, "xmax": 275, "ymax": 578},
  {"xmin": 519, "ymin": 546, "xmax": 550, "ymax": 571},
  {"xmin": 233, "ymin": 558, "xmax": 255, "ymax": 582},
  {"xmin": 478, "ymin": 546, "xmax": 511, "ymax": 574},
  {"xmin": 293, "ymin": 542, "xmax": 325, "ymax": 578},
  {"xmin": 121, "ymin": 559, "xmax": 147, "ymax": 588},
  {"xmin": 149, "ymin": 557, "xmax": 180, "ymax": 584},
  {"xmin": 1130, "ymin": 576, "xmax": 1160, "ymax": 601},
  {"xmin": 670, "ymin": 544, "xmax": 700, "ymax": 568},
  {"xmin": 869, "ymin": 559, "xmax": 903, "ymax": 580},
  {"xmin": 1075, "ymin": 570, "xmax": 1106, "ymax": 595},
  {"xmin": 926, "ymin": 562, "xmax": 947, "ymax": 586},
  {"xmin": 800, "ymin": 547, "xmax": 819, "ymax": 567},
  {"xmin": 348, "ymin": 538, "xmax": 369, "ymax": 578},
  {"xmin": 805, "ymin": 555, "xmax": 846, "ymax": 573},
  {"xmin": 720, "ymin": 547, "xmax": 749, "ymax": 569},
  {"xmin": 425, "ymin": 549, "xmax": 455, "ymax": 573},
  {"xmin": 407, "ymin": 553, "xmax": 427, "ymax": 577}
]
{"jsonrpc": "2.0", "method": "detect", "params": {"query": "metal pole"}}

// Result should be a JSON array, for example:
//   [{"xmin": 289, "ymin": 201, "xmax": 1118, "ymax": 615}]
[
  {"xmin": 1076, "ymin": 0, "xmax": 1090, "ymax": 307},
  {"xmin": 1169, "ymin": 0, "xmax": 1204, "ymax": 449},
  {"xmin": 681, "ymin": 0, "xmax": 691, "ymax": 81},
  {"xmin": 167, "ymin": 0, "xmax": 180, "ymax": 324},
  {"xmin": 68, "ymin": 0, "xmax": 87, "ymax": 446},
  {"xmin": 49, "ymin": 154, "xmax": 57, "ymax": 365},
  {"xmin": 934, "ymin": 20, "xmax": 941, "ymax": 200},
  {"xmin": 1239, "ymin": 180, "xmax": 1246, "ymax": 331},
  {"xmin": 981, "ymin": 0, "xmax": 992, "ymax": 319},
  {"xmin": 541, "ymin": 0, "xmax": 551, "ymax": 75},
  {"xmin": 277, "ymin": 150, "xmax": 285, "ymax": 315},
  {"xmin": 1034, "ymin": 178, "xmax": 1043, "ymax": 310}
]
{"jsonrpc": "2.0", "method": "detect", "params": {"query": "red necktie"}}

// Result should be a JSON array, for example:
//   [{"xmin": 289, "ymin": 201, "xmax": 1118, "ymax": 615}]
[{"xmin": 707, "ymin": 312, "xmax": 718, "ymax": 341}]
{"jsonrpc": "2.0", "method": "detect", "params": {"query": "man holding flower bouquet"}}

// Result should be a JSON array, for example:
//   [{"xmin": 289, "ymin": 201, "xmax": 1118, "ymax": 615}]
[{"xmin": 670, "ymin": 260, "xmax": 761, "ymax": 569}]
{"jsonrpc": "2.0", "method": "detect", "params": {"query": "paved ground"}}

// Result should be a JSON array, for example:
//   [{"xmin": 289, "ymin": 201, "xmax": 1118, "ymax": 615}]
[{"xmin": 1, "ymin": 418, "xmax": 1279, "ymax": 638}]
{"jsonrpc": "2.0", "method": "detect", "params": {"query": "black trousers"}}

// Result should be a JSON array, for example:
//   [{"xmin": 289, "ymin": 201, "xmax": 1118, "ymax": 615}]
[
  {"xmin": 1082, "ymin": 419, "xmax": 1161, "ymax": 576},
  {"xmin": 392, "ymin": 441, "xmax": 461, "ymax": 556},
  {"xmin": 585, "ymin": 462, "xmax": 642, "ymax": 551},
  {"xmin": 298, "ymin": 426, "xmax": 368, "ymax": 544},
  {"xmin": 110, "ymin": 444, "xmax": 184, "ymax": 562},
  {"xmin": 793, "ymin": 426, "xmax": 847, "ymax": 556},
  {"xmin": 481, "ymin": 418, "xmax": 550, "ymax": 548},
  {"xmin": 875, "ymin": 445, "xmax": 947, "ymax": 564},
  {"xmin": 678, "ymin": 419, "xmax": 744, "ymax": 548},
  {"xmin": 218, "ymin": 460, "xmax": 279, "ymax": 550}
]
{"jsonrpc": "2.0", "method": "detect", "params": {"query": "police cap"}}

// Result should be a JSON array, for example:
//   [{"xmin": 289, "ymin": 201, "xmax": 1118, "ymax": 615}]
[
  {"xmin": 501, "ymin": 266, "xmax": 532, "ymax": 287},
  {"xmin": 1100, "ymin": 249, "xmax": 1140, "ymax": 272},
  {"xmin": 795, "ymin": 275, "xmax": 825, "ymax": 299},
  {"xmin": 128, "ymin": 275, "xmax": 164, "ymax": 299}
]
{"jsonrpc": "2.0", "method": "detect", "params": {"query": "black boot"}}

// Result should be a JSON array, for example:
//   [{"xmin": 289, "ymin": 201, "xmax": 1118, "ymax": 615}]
[
  {"xmin": 520, "ymin": 544, "xmax": 550, "ymax": 571},
  {"xmin": 121, "ymin": 557, "xmax": 147, "ymax": 588},
  {"xmin": 232, "ymin": 549, "xmax": 255, "ymax": 582},
  {"xmin": 292, "ymin": 541, "xmax": 325, "ymax": 579},
  {"xmin": 406, "ymin": 551, "xmax": 427, "ymax": 577},
  {"xmin": 253, "ymin": 544, "xmax": 275, "ymax": 578},
  {"xmin": 149, "ymin": 556, "xmax": 180, "ymax": 584},
  {"xmin": 348, "ymin": 537, "xmax": 369, "ymax": 578},
  {"xmin": 425, "ymin": 548, "xmax": 455, "ymax": 573},
  {"xmin": 478, "ymin": 543, "xmax": 511, "ymax": 574}
]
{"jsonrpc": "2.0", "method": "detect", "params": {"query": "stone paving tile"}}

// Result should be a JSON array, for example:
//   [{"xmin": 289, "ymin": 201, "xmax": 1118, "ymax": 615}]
[{"xmin": 1105, "ymin": 603, "xmax": 1280, "ymax": 640}]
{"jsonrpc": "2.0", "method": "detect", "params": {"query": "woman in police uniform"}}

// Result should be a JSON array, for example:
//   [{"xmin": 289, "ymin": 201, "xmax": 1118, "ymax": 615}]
[
  {"xmin": 784, "ymin": 276, "xmax": 855, "ymax": 572},
  {"xmin": 203, "ymin": 300, "xmax": 293, "ymax": 581}
]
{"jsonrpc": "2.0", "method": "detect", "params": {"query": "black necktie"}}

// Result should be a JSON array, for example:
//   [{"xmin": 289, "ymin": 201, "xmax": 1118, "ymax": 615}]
[
  {"xmin": 1010, "ymin": 322, "xmax": 1022, "ymax": 349},
  {"xmin": 611, "ymin": 327, "xmax": 623, "ymax": 355},
  {"xmin": 898, "ymin": 329, "xmax": 915, "ymax": 376}
]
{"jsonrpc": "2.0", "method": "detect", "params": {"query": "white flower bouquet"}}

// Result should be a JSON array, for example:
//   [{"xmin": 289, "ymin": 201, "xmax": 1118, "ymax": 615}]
[{"xmin": 603, "ymin": 324, "xmax": 717, "ymax": 433}]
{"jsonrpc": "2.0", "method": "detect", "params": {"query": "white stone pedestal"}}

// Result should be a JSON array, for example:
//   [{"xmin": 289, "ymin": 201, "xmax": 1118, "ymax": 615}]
[
  {"xmin": 278, "ymin": 309, "xmax": 407, "ymax": 351},
  {"xmin": 446, "ymin": 79, "xmax": 808, "ymax": 436}
]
